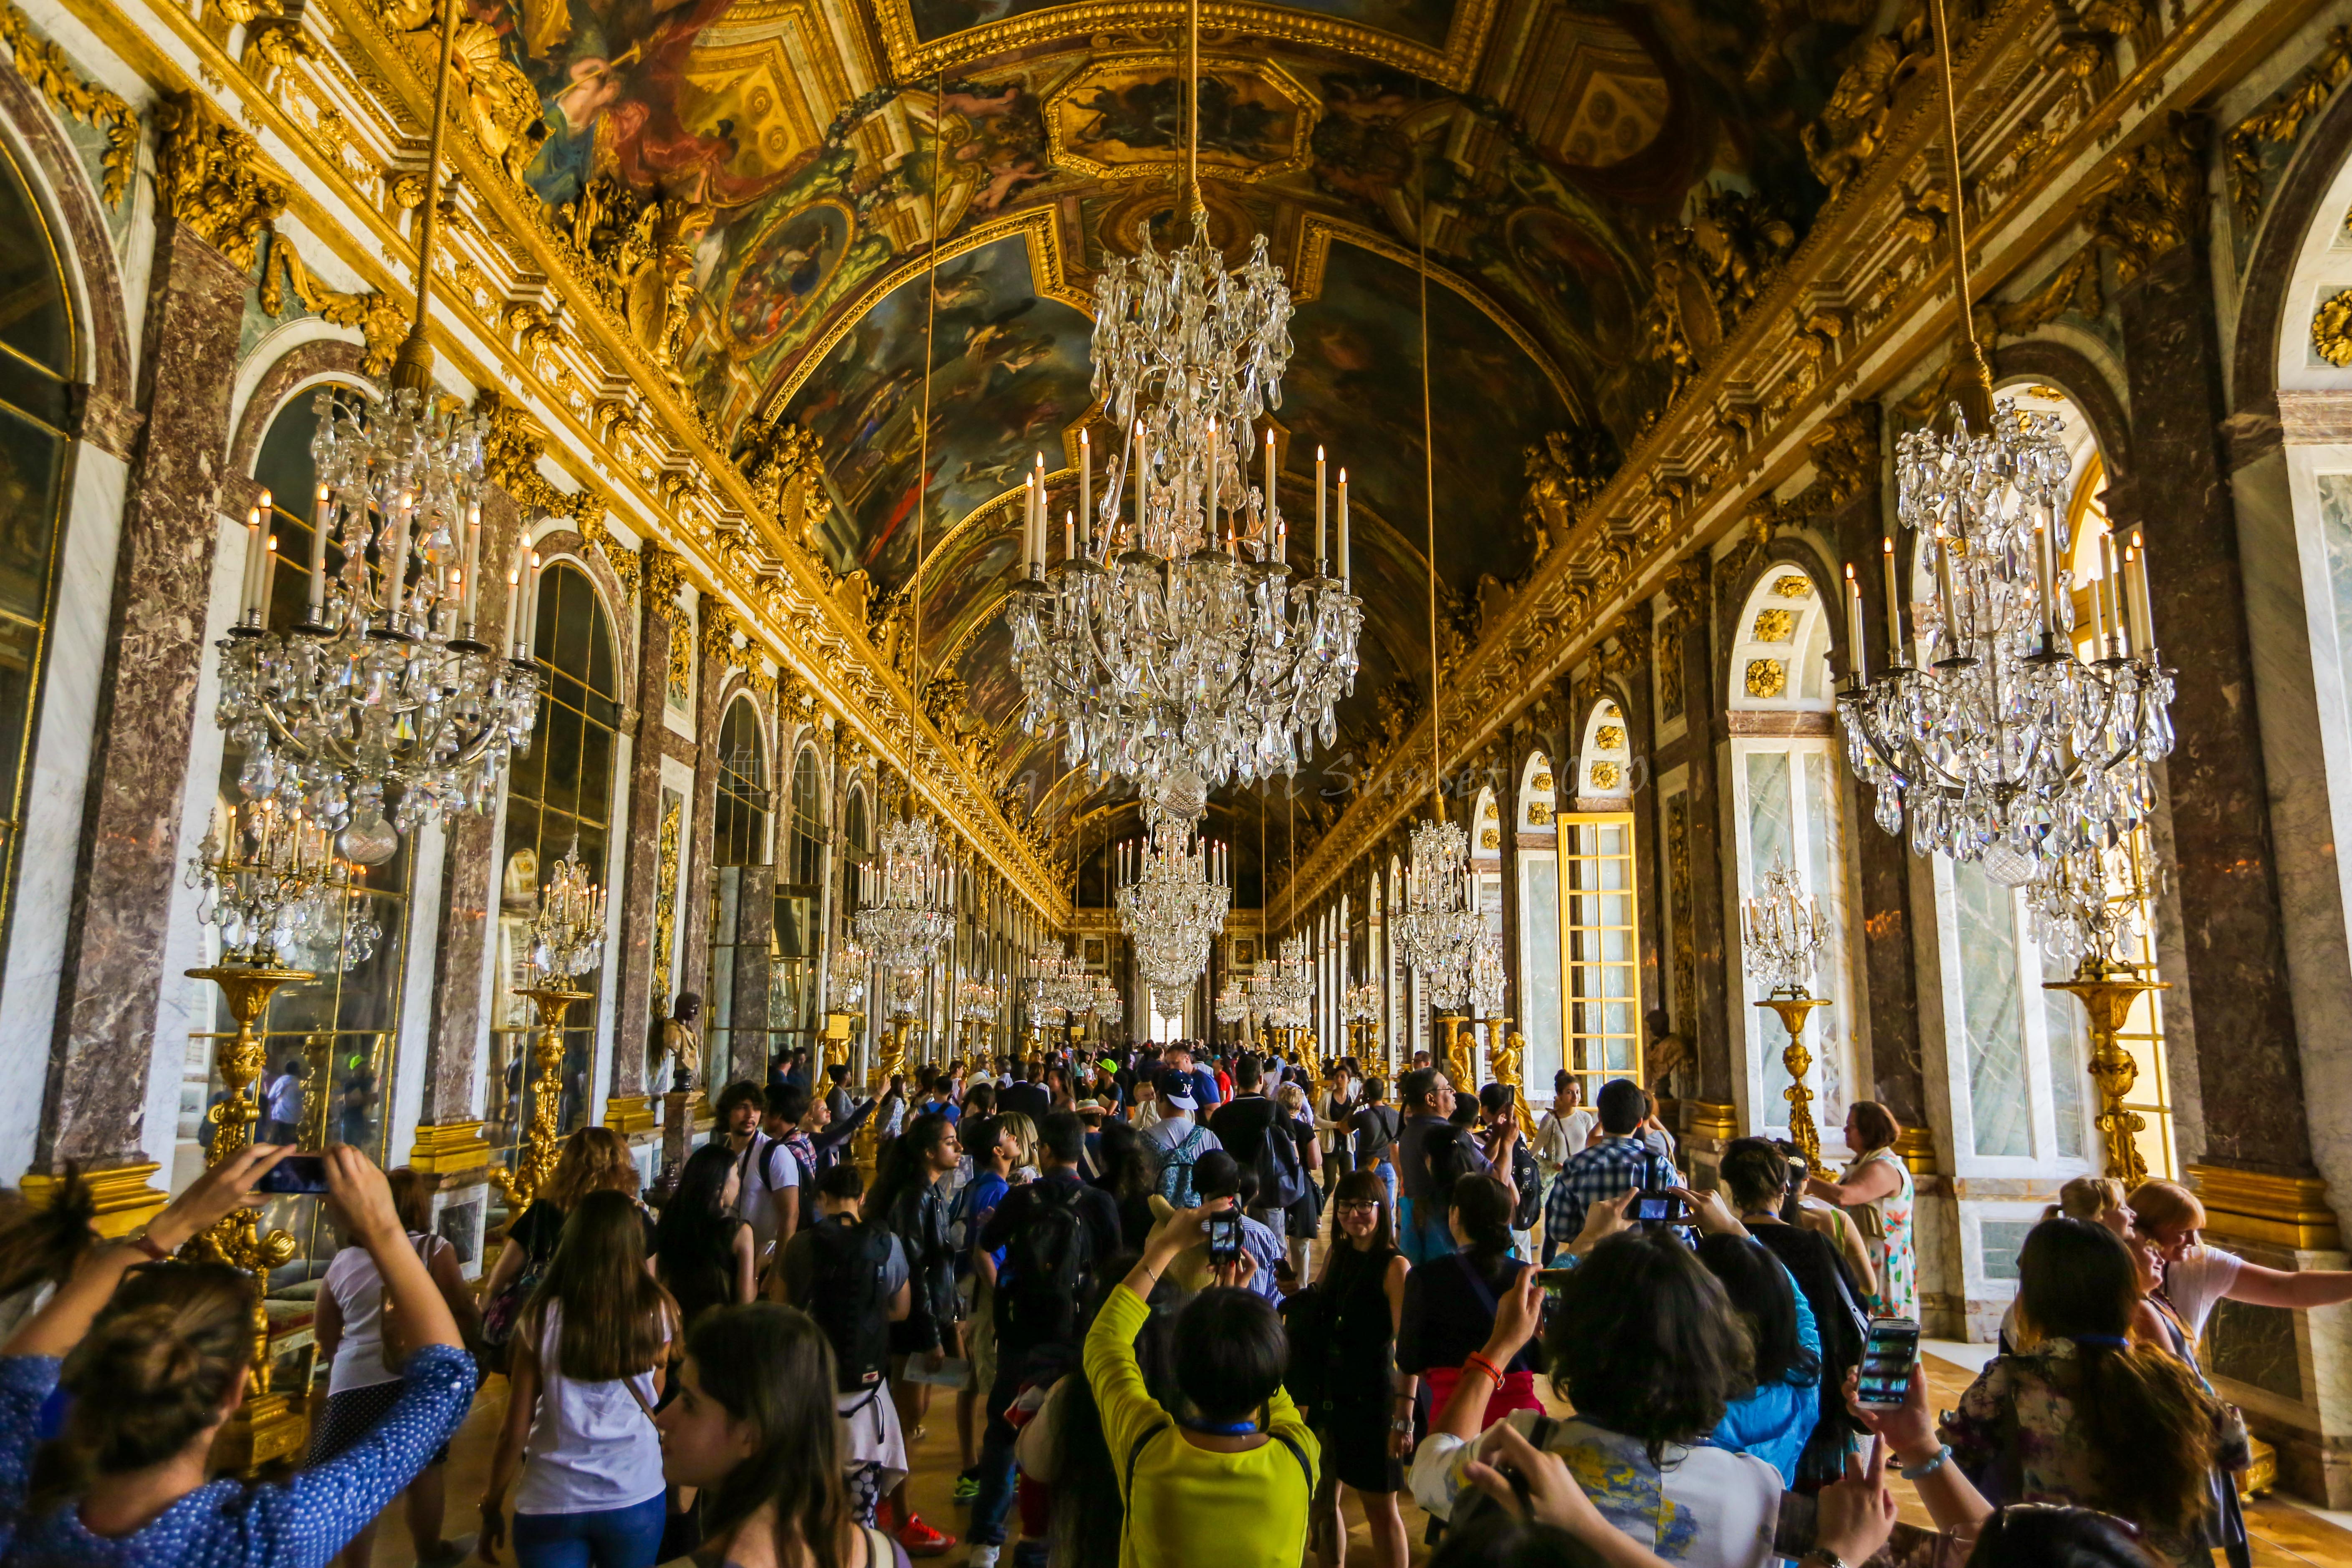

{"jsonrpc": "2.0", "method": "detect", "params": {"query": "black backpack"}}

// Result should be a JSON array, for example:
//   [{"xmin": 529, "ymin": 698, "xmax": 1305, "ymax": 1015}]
[
  {"xmin": 1257, "ymin": 1121, "xmax": 1308, "ymax": 1211},
  {"xmin": 1000, "ymin": 1180, "xmax": 1095, "ymax": 1346},
  {"xmin": 1508, "ymin": 1139, "xmax": 1541, "ymax": 1232},
  {"xmin": 807, "ymin": 1218, "xmax": 894, "ymax": 1393}
]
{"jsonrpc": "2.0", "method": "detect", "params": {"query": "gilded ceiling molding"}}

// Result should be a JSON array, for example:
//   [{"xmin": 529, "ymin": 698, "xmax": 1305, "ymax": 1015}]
[
  {"xmin": 155, "ymin": 91, "xmax": 286, "ymax": 267},
  {"xmin": 258, "ymin": 227, "xmax": 406, "ymax": 377},
  {"xmin": 474, "ymin": 387, "xmax": 640, "ymax": 600},
  {"xmin": 0, "ymin": 0, "xmax": 136, "ymax": 205},
  {"xmin": 2223, "ymin": 25, "xmax": 2352, "ymax": 234},
  {"xmin": 869, "ymin": 0, "xmax": 1496, "ymax": 91}
]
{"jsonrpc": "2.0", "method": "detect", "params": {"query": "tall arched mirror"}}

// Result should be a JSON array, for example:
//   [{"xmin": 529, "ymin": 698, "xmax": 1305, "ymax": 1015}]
[{"xmin": 706, "ymin": 696, "xmax": 771, "ymax": 1087}]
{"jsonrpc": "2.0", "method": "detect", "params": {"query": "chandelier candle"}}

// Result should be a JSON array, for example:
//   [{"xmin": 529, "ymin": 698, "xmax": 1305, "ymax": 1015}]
[
  {"xmin": 1881, "ymin": 537, "xmax": 1902, "ymax": 663},
  {"xmin": 1844, "ymin": 565, "xmax": 1866, "ymax": 681},
  {"xmin": 2128, "ymin": 533, "xmax": 2155, "ymax": 648},
  {"xmin": 1080, "ymin": 427, "xmax": 1091, "ymax": 547}
]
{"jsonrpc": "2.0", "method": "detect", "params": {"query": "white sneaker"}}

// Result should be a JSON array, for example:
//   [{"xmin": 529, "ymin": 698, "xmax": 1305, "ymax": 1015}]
[{"xmin": 963, "ymin": 1548, "xmax": 1000, "ymax": 1568}]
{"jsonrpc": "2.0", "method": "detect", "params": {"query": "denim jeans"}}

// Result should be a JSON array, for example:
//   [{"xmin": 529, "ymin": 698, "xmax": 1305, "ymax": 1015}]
[
  {"xmin": 513, "ymin": 1495, "xmax": 669, "ymax": 1568},
  {"xmin": 967, "ymin": 1358, "xmax": 1024, "ymax": 1547}
]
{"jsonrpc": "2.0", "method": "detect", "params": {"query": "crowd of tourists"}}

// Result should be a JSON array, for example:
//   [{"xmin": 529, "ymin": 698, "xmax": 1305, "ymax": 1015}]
[{"xmin": 0, "ymin": 1040, "xmax": 2344, "ymax": 1568}]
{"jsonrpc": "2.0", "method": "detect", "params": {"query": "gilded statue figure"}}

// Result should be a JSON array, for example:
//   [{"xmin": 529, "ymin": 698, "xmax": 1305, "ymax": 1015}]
[{"xmin": 665, "ymin": 991, "xmax": 702, "ymax": 1092}]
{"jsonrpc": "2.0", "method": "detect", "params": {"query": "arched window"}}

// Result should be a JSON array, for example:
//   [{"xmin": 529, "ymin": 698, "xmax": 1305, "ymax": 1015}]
[
  {"xmin": 189, "ymin": 386, "xmax": 416, "ymax": 1274},
  {"xmin": 707, "ymin": 696, "xmax": 771, "ymax": 1087},
  {"xmin": 1514, "ymin": 751, "xmax": 1563, "ymax": 1091},
  {"xmin": 0, "ymin": 139, "xmax": 74, "ymax": 963},
  {"xmin": 493, "ymin": 559, "xmax": 621, "ymax": 1169},
  {"xmin": 771, "ymin": 745, "xmax": 825, "ymax": 1056},
  {"xmin": 1561, "ymin": 705, "xmax": 1640, "ymax": 1100},
  {"xmin": 1728, "ymin": 566, "xmax": 1853, "ymax": 1146}
]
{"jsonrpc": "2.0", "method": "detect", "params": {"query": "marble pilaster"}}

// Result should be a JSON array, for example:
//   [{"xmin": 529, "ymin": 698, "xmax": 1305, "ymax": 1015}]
[
  {"xmin": 1675, "ymin": 582, "xmax": 1738, "ymax": 1112},
  {"xmin": 41, "ymin": 215, "xmax": 247, "ymax": 1173},
  {"xmin": 609, "ymin": 575, "xmax": 678, "ymax": 1119},
  {"xmin": 679, "ymin": 620, "xmax": 723, "ymax": 1062},
  {"xmin": 2108, "ymin": 245, "xmax": 2317, "ymax": 1179},
  {"xmin": 415, "ymin": 487, "xmax": 521, "ymax": 1130}
]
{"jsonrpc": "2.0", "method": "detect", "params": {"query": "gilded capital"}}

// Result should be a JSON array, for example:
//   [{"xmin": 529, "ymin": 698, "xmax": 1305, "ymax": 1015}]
[
  {"xmin": 643, "ymin": 540, "xmax": 687, "ymax": 609},
  {"xmin": 156, "ymin": 93, "xmax": 287, "ymax": 269}
]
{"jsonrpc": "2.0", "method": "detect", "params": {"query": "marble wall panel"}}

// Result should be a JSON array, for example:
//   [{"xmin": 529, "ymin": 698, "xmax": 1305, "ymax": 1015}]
[{"xmin": 611, "ymin": 601, "xmax": 678, "ymax": 1101}]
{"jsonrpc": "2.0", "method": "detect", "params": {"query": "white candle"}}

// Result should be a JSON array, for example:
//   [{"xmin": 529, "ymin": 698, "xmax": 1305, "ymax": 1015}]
[
  {"xmin": 1079, "ymin": 429, "xmax": 1091, "ymax": 550},
  {"xmin": 1881, "ymin": 537, "xmax": 1902, "ymax": 664},
  {"xmin": 1316, "ymin": 446, "xmax": 1326, "ymax": 570},
  {"xmin": 1064, "ymin": 509, "xmax": 1074, "ymax": 563},
  {"xmin": 1264, "ymin": 428, "xmax": 1277, "ymax": 551},
  {"xmin": 1206, "ymin": 421, "xmax": 1218, "ymax": 544},
  {"xmin": 525, "ymin": 549, "xmax": 543, "ymax": 652},
  {"xmin": 1338, "ymin": 470, "xmax": 1350, "ymax": 588},
  {"xmin": 262, "ymin": 533, "xmax": 279, "ymax": 619},
  {"xmin": 384, "ymin": 490, "xmax": 414, "ymax": 623},
  {"xmin": 2101, "ymin": 532, "xmax": 2130, "ymax": 655},
  {"xmin": 309, "ymin": 484, "xmax": 331, "ymax": 616},
  {"xmin": 462, "ymin": 502, "xmax": 483, "ymax": 634},
  {"xmin": 240, "ymin": 507, "xmax": 265, "ymax": 619},
  {"xmin": 2036, "ymin": 518, "xmax": 2056, "ymax": 642},
  {"xmin": 1134, "ymin": 422, "xmax": 1147, "ymax": 544},
  {"xmin": 1846, "ymin": 565, "xmax": 1865, "ymax": 681},
  {"xmin": 2130, "ymin": 530, "xmax": 2157, "ymax": 651},
  {"xmin": 504, "ymin": 566, "xmax": 521, "ymax": 654}
]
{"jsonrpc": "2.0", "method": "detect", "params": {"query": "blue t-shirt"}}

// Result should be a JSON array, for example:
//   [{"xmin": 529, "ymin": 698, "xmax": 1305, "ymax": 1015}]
[{"xmin": 955, "ymin": 1170, "xmax": 1011, "ymax": 1275}]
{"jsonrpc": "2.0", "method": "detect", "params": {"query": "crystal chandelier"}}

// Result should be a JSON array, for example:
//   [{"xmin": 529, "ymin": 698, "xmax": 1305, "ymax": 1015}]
[
  {"xmin": 1468, "ymin": 929, "xmax": 1506, "ymax": 1016},
  {"xmin": 213, "ymin": 15, "xmax": 536, "ymax": 861},
  {"xmin": 1832, "ymin": 0, "xmax": 2171, "ymax": 931},
  {"xmin": 186, "ymin": 799, "xmax": 380, "ymax": 970},
  {"xmin": 1031, "ymin": 948, "xmax": 1087, "ymax": 1024},
  {"xmin": 1345, "ymin": 980, "xmax": 1380, "ymax": 1024},
  {"xmin": 1397, "ymin": 818, "xmax": 1480, "ymax": 1011},
  {"xmin": 1114, "ymin": 794, "xmax": 1231, "ymax": 992},
  {"xmin": 852, "ymin": 814, "xmax": 956, "ymax": 978},
  {"xmin": 1000, "ymin": 0, "xmax": 1360, "ymax": 799},
  {"xmin": 957, "ymin": 978, "xmax": 1000, "ymax": 1024},
  {"xmin": 525, "ymin": 840, "xmax": 609, "ymax": 984},
  {"xmin": 1214, "ymin": 978, "xmax": 1248, "ymax": 1025},
  {"xmin": 2026, "ymin": 839, "xmax": 2147, "ymax": 970},
  {"xmin": 1741, "ymin": 856, "xmax": 1827, "ymax": 996},
  {"xmin": 827, "ymin": 939, "xmax": 869, "ymax": 1012},
  {"xmin": 1089, "ymin": 975, "xmax": 1124, "ymax": 1028}
]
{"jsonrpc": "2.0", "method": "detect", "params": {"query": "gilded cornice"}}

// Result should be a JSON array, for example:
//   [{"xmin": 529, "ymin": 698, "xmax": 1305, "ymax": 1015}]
[
  {"xmin": 1264, "ymin": 0, "xmax": 2325, "ymax": 918},
  {"xmin": 156, "ymin": 92, "xmax": 287, "ymax": 267},
  {"xmin": 0, "ymin": 0, "xmax": 136, "ymax": 205}
]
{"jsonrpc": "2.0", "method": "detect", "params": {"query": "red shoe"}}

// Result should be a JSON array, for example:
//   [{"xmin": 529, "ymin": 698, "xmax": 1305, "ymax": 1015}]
[{"xmin": 899, "ymin": 1515, "xmax": 958, "ymax": 1558}]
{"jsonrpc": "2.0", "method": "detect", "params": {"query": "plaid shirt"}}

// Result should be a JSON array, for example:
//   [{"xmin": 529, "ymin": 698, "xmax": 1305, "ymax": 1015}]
[{"xmin": 1544, "ymin": 1135, "xmax": 1678, "ymax": 1244}]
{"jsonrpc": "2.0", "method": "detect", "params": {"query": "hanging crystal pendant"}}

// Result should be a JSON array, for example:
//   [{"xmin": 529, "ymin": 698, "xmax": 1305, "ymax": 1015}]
[{"xmin": 1396, "ymin": 816, "xmax": 1481, "ymax": 1010}]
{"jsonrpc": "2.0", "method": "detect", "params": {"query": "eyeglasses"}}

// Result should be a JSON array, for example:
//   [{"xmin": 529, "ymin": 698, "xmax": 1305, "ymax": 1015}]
[{"xmin": 1334, "ymin": 1200, "xmax": 1379, "ymax": 1214}]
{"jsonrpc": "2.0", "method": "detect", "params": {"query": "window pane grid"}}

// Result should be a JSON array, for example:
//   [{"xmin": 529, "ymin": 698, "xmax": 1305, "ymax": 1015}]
[{"xmin": 1559, "ymin": 813, "xmax": 1640, "ymax": 1101}]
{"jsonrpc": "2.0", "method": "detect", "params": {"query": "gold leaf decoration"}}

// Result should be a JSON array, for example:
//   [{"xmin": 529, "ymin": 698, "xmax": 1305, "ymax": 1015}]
[
  {"xmin": 1480, "ymin": 827, "xmax": 1502, "ymax": 849},
  {"xmin": 1745, "ymin": 658, "xmax": 1788, "ymax": 698},
  {"xmin": 1590, "ymin": 761, "xmax": 1624, "ymax": 789},
  {"xmin": 2315, "ymin": 288, "xmax": 2352, "ymax": 367},
  {"xmin": 1596, "ymin": 725, "xmax": 1625, "ymax": 750},
  {"xmin": 0, "ymin": 1, "xmax": 137, "ymax": 206},
  {"xmin": 156, "ymin": 93, "xmax": 287, "ymax": 269},
  {"xmin": 1773, "ymin": 576, "xmax": 1815, "ymax": 598},
  {"xmin": 1753, "ymin": 607, "xmax": 1796, "ymax": 642},
  {"xmin": 260, "ymin": 230, "xmax": 405, "ymax": 377},
  {"xmin": 1526, "ymin": 803, "xmax": 1555, "ymax": 826},
  {"xmin": 2224, "ymin": 28, "xmax": 2352, "ymax": 231},
  {"xmin": 1531, "ymin": 772, "xmax": 1554, "ymax": 793}
]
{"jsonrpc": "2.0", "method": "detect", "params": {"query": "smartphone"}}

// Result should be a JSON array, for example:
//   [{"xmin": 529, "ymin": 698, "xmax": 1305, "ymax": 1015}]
[
  {"xmin": 256, "ymin": 1153, "xmax": 329, "ymax": 1195},
  {"xmin": 1632, "ymin": 1187, "xmax": 1688, "ymax": 1224},
  {"xmin": 1534, "ymin": 1266, "xmax": 1575, "ymax": 1327},
  {"xmin": 1205, "ymin": 1209, "xmax": 1243, "ymax": 1265},
  {"xmin": 1856, "ymin": 1316, "xmax": 1923, "ymax": 1406}
]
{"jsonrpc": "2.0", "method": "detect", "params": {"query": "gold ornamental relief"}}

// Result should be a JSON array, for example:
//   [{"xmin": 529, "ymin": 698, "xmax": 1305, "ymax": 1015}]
[
  {"xmin": 1527, "ymin": 803, "xmax": 1554, "ymax": 826},
  {"xmin": 1589, "ymin": 761, "xmax": 1622, "ymax": 789},
  {"xmin": 1745, "ymin": 657, "xmax": 1787, "ymax": 698},
  {"xmin": 1481, "ymin": 827, "xmax": 1502, "ymax": 849},
  {"xmin": 2314, "ymin": 288, "xmax": 2352, "ymax": 367},
  {"xmin": 1596, "ymin": 725, "xmax": 1624, "ymax": 750},
  {"xmin": 1752, "ymin": 607, "xmax": 1795, "ymax": 642},
  {"xmin": 1773, "ymin": 576, "xmax": 1814, "ymax": 598},
  {"xmin": 157, "ymin": 94, "xmax": 288, "ymax": 269},
  {"xmin": 1532, "ymin": 772, "xmax": 1554, "ymax": 793},
  {"xmin": 0, "ymin": 2, "xmax": 136, "ymax": 205}
]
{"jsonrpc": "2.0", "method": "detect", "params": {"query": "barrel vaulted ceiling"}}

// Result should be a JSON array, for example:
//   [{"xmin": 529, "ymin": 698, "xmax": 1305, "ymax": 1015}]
[{"xmin": 463, "ymin": 0, "xmax": 1882, "ymax": 864}]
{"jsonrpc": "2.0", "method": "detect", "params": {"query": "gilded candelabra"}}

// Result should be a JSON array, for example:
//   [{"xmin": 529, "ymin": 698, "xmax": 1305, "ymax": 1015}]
[
  {"xmin": 1437, "ymin": 1014, "xmax": 1475, "ymax": 1096},
  {"xmin": 1482, "ymin": 1016, "xmax": 1532, "ymax": 1126},
  {"xmin": 492, "ymin": 984, "xmax": 589, "ymax": 1210},
  {"xmin": 1742, "ymin": 856, "xmax": 1833, "ymax": 1174},
  {"xmin": 2046, "ymin": 959, "xmax": 2165, "ymax": 1187}
]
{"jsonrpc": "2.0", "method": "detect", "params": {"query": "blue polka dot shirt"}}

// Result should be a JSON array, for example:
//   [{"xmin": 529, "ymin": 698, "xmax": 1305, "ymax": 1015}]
[{"xmin": 0, "ymin": 1342, "xmax": 476, "ymax": 1568}]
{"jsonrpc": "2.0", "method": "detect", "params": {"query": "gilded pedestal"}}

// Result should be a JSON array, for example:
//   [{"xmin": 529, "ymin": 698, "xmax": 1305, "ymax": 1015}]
[
  {"xmin": 1755, "ymin": 991, "xmax": 1832, "ymax": 1176},
  {"xmin": 183, "ymin": 964, "xmax": 309, "ymax": 1475},
  {"xmin": 490, "ymin": 985, "xmax": 590, "ymax": 1212},
  {"xmin": 2044, "ymin": 962, "xmax": 2165, "ymax": 1187}
]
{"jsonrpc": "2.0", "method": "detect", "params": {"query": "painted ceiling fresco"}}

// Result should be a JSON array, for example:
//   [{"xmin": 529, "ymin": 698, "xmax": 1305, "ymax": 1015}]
[{"xmin": 468, "ymin": 0, "xmax": 1885, "ymax": 858}]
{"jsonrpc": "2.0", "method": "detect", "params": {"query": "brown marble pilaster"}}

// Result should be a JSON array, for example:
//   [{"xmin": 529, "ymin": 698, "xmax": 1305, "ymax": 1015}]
[
  {"xmin": 416, "ymin": 487, "xmax": 521, "ymax": 1128},
  {"xmin": 1676, "ymin": 581, "xmax": 1737, "ymax": 1111},
  {"xmin": 41, "ymin": 216, "xmax": 248, "ymax": 1172},
  {"xmin": 679, "ymin": 621, "xmax": 723, "ymax": 1050},
  {"xmin": 2106, "ymin": 244, "xmax": 2316, "ymax": 1179},
  {"xmin": 610, "ymin": 580, "xmax": 677, "ymax": 1107},
  {"xmin": 1826, "ymin": 451, "xmax": 1931, "ymax": 1131}
]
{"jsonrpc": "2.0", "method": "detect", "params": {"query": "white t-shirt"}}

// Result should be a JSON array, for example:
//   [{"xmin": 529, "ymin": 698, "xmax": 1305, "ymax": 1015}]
[
  {"xmin": 733, "ymin": 1132, "xmax": 798, "ymax": 1254},
  {"xmin": 2161, "ymin": 1243, "xmax": 2244, "ymax": 1339},
  {"xmin": 323, "ymin": 1232, "xmax": 451, "ymax": 1395},
  {"xmin": 265, "ymin": 1073, "xmax": 304, "ymax": 1125},
  {"xmin": 515, "ymin": 1301, "xmax": 671, "ymax": 1514},
  {"xmin": 1412, "ymin": 1412, "xmax": 1779, "ymax": 1568}
]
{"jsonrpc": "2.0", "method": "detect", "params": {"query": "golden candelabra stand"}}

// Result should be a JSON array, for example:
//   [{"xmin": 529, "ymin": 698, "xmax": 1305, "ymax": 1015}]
[
  {"xmin": 1756, "ymin": 990, "xmax": 1834, "ymax": 1176},
  {"xmin": 2045, "ymin": 958, "xmax": 2165, "ymax": 1187},
  {"xmin": 855, "ymin": 1011, "xmax": 913, "ymax": 1172},
  {"xmin": 1437, "ymin": 1014, "xmax": 1475, "ymax": 1096},
  {"xmin": 491, "ymin": 985, "xmax": 589, "ymax": 1211},
  {"xmin": 184, "ymin": 963, "xmax": 310, "ymax": 1473}
]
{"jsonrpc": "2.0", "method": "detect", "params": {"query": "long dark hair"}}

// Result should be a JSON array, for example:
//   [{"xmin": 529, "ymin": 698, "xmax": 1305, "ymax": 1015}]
[
  {"xmin": 869, "ymin": 1111, "xmax": 952, "ymax": 1227},
  {"xmin": 1545, "ymin": 1230, "xmax": 1748, "ymax": 1463},
  {"xmin": 0, "ymin": 1171, "xmax": 98, "ymax": 1306},
  {"xmin": 1693, "ymin": 1233, "xmax": 1818, "ymax": 1391},
  {"xmin": 1447, "ymin": 1172, "xmax": 1515, "ymax": 1278},
  {"xmin": 1333, "ymin": 1168, "xmax": 1397, "ymax": 1260},
  {"xmin": 531, "ymin": 1189, "xmax": 677, "ymax": 1380},
  {"xmin": 29, "ymin": 1261, "xmax": 253, "ymax": 1516},
  {"xmin": 2015, "ymin": 1219, "xmax": 2219, "ymax": 1535},
  {"xmin": 655, "ymin": 1144, "xmax": 739, "ymax": 1326},
  {"xmin": 1096, "ymin": 1119, "xmax": 1155, "ymax": 1204},
  {"xmin": 686, "ymin": 1304, "xmax": 854, "ymax": 1568}
]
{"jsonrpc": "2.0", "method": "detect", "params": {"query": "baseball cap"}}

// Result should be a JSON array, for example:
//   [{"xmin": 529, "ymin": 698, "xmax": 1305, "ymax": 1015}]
[{"xmin": 1157, "ymin": 1068, "xmax": 1197, "ymax": 1111}]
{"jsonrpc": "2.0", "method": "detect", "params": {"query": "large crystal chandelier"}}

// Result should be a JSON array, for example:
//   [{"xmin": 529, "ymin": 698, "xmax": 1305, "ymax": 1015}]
[
  {"xmin": 213, "ymin": 13, "xmax": 535, "ymax": 861},
  {"xmin": 186, "ymin": 798, "xmax": 381, "ymax": 970},
  {"xmin": 1000, "ymin": 0, "xmax": 1359, "ymax": 799},
  {"xmin": 853, "ymin": 814, "xmax": 956, "ymax": 978},
  {"xmin": 1114, "ymin": 790, "xmax": 1231, "ymax": 992},
  {"xmin": 525, "ymin": 841, "xmax": 609, "ymax": 983},
  {"xmin": 827, "ymin": 939, "xmax": 870, "ymax": 1012},
  {"xmin": 1397, "ymin": 818, "xmax": 1480, "ymax": 1010},
  {"xmin": 1345, "ymin": 980, "xmax": 1380, "ymax": 1025},
  {"xmin": 957, "ymin": 978, "xmax": 999, "ymax": 1025},
  {"xmin": 1214, "ymin": 977, "xmax": 1248, "ymax": 1025},
  {"xmin": 1833, "ymin": 0, "xmax": 2171, "ymax": 944},
  {"xmin": 1741, "ymin": 856, "xmax": 1827, "ymax": 996},
  {"xmin": 1468, "ymin": 929, "xmax": 1506, "ymax": 1016},
  {"xmin": 1089, "ymin": 975, "xmax": 1124, "ymax": 1028},
  {"xmin": 1031, "ymin": 948, "xmax": 1087, "ymax": 1024}
]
